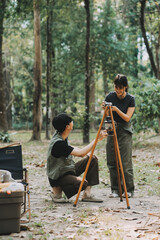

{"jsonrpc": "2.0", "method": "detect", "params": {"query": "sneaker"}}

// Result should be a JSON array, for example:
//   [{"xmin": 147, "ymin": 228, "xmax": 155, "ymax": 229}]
[
  {"xmin": 122, "ymin": 192, "xmax": 134, "ymax": 198},
  {"xmin": 50, "ymin": 193, "xmax": 69, "ymax": 203},
  {"xmin": 109, "ymin": 190, "xmax": 119, "ymax": 198},
  {"xmin": 81, "ymin": 194, "xmax": 103, "ymax": 203}
]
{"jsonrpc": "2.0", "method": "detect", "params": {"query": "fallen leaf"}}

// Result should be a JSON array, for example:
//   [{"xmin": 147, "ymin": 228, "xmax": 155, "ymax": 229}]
[
  {"xmin": 148, "ymin": 212, "xmax": 160, "ymax": 218},
  {"xmin": 122, "ymin": 217, "xmax": 138, "ymax": 221},
  {"xmin": 155, "ymin": 162, "xmax": 160, "ymax": 167},
  {"xmin": 135, "ymin": 228, "xmax": 149, "ymax": 232},
  {"xmin": 136, "ymin": 233, "xmax": 145, "ymax": 238},
  {"xmin": 34, "ymin": 163, "xmax": 45, "ymax": 168}
]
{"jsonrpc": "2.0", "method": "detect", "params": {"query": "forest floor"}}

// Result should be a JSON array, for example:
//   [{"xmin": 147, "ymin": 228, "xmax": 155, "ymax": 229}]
[{"xmin": 0, "ymin": 130, "xmax": 160, "ymax": 240}]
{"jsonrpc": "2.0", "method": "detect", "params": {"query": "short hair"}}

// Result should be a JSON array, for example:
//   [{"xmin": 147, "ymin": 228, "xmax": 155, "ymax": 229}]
[
  {"xmin": 114, "ymin": 74, "xmax": 128, "ymax": 91},
  {"xmin": 52, "ymin": 113, "xmax": 72, "ymax": 133}
]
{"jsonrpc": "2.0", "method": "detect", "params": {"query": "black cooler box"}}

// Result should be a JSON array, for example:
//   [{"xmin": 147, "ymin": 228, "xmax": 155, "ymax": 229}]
[{"xmin": 0, "ymin": 191, "xmax": 23, "ymax": 234}]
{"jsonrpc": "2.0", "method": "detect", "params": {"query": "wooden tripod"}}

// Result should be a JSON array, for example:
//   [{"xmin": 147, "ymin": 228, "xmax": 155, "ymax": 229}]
[{"xmin": 73, "ymin": 104, "xmax": 130, "ymax": 209}]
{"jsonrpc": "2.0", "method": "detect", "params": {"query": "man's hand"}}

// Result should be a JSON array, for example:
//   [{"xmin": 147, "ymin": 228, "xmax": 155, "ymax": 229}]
[{"xmin": 98, "ymin": 130, "xmax": 108, "ymax": 141}]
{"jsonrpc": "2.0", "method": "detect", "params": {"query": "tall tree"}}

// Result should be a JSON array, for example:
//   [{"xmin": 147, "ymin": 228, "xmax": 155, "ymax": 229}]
[
  {"xmin": 83, "ymin": 0, "xmax": 90, "ymax": 143},
  {"xmin": 140, "ymin": 0, "xmax": 160, "ymax": 80},
  {"xmin": 31, "ymin": 0, "xmax": 42, "ymax": 140},
  {"xmin": 120, "ymin": 0, "xmax": 139, "ymax": 77},
  {"xmin": 140, "ymin": 0, "xmax": 160, "ymax": 133},
  {"xmin": 4, "ymin": 53, "xmax": 12, "ymax": 129},
  {"xmin": 0, "ymin": 0, "xmax": 8, "ymax": 132},
  {"xmin": 45, "ymin": 0, "xmax": 53, "ymax": 139},
  {"xmin": 89, "ymin": 0, "xmax": 96, "ymax": 130}
]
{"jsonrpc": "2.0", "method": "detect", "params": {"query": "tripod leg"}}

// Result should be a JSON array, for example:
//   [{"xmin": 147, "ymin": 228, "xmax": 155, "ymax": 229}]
[
  {"xmin": 109, "ymin": 106, "xmax": 130, "ymax": 209},
  {"xmin": 113, "ymin": 136, "xmax": 123, "ymax": 201},
  {"xmin": 73, "ymin": 106, "xmax": 108, "ymax": 207}
]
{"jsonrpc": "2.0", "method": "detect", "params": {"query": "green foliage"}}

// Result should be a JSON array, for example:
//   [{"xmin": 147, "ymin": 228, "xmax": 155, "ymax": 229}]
[
  {"xmin": 131, "ymin": 77, "xmax": 160, "ymax": 133},
  {"xmin": 2, "ymin": 0, "xmax": 159, "ymax": 135},
  {"xmin": 0, "ymin": 132, "xmax": 11, "ymax": 143}
]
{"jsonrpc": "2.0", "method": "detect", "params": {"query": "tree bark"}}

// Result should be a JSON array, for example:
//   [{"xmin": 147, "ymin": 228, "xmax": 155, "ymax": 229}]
[
  {"xmin": 102, "ymin": 64, "xmax": 108, "ymax": 96},
  {"xmin": 0, "ymin": 0, "xmax": 8, "ymax": 132},
  {"xmin": 45, "ymin": 0, "xmax": 53, "ymax": 140},
  {"xmin": 31, "ymin": 0, "xmax": 42, "ymax": 140},
  {"xmin": 155, "ymin": 26, "xmax": 160, "ymax": 80},
  {"xmin": 83, "ymin": 0, "xmax": 90, "ymax": 143},
  {"xmin": 140, "ymin": 0, "xmax": 158, "ymax": 79},
  {"xmin": 3, "ymin": 55, "xmax": 12, "ymax": 129},
  {"xmin": 89, "ymin": 66, "xmax": 95, "ymax": 130}
]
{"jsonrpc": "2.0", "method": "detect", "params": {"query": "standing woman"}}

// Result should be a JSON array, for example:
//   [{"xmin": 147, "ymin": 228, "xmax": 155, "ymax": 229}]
[{"xmin": 102, "ymin": 74, "xmax": 135, "ymax": 198}]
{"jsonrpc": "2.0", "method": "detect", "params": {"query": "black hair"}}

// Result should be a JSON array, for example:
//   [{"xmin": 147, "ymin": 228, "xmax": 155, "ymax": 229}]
[
  {"xmin": 52, "ymin": 113, "xmax": 72, "ymax": 133},
  {"xmin": 114, "ymin": 74, "xmax": 128, "ymax": 92}
]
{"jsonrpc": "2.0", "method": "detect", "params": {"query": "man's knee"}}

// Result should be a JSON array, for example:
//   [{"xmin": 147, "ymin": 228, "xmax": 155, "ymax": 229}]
[{"xmin": 91, "ymin": 155, "xmax": 98, "ymax": 165}]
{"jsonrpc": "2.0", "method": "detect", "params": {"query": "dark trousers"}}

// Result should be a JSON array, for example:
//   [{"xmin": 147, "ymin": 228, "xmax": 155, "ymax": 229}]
[
  {"xmin": 106, "ymin": 124, "xmax": 134, "ymax": 193},
  {"xmin": 49, "ymin": 155, "xmax": 99, "ymax": 199}
]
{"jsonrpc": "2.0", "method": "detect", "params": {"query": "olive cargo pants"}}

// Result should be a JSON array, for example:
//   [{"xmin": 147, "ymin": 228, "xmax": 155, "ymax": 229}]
[{"xmin": 106, "ymin": 122, "xmax": 134, "ymax": 193}]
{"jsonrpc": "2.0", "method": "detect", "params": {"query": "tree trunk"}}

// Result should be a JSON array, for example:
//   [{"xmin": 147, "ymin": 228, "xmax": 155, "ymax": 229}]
[
  {"xmin": 102, "ymin": 64, "xmax": 108, "ymax": 96},
  {"xmin": 0, "ymin": 0, "xmax": 8, "ymax": 133},
  {"xmin": 155, "ymin": 26, "xmax": 160, "ymax": 80},
  {"xmin": 140, "ymin": 0, "xmax": 158, "ymax": 79},
  {"xmin": 45, "ymin": 0, "xmax": 53, "ymax": 140},
  {"xmin": 3, "ymin": 56, "xmax": 12, "ymax": 129},
  {"xmin": 89, "ymin": 66, "xmax": 95, "ymax": 130},
  {"xmin": 83, "ymin": 0, "xmax": 90, "ymax": 143},
  {"xmin": 50, "ymin": 46, "xmax": 57, "ymax": 135},
  {"xmin": 31, "ymin": 0, "xmax": 42, "ymax": 141}
]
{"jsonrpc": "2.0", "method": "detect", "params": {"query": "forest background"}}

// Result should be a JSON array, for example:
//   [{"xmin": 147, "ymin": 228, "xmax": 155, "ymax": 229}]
[{"xmin": 0, "ymin": 0, "xmax": 160, "ymax": 143}]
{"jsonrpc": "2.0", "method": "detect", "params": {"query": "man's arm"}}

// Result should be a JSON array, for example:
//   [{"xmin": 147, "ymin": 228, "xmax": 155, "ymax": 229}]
[{"xmin": 71, "ymin": 130, "xmax": 107, "ymax": 157}]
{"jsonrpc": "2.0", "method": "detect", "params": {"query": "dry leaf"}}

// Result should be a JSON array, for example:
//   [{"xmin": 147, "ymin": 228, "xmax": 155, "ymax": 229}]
[
  {"xmin": 136, "ymin": 234, "xmax": 145, "ymax": 238},
  {"xmin": 148, "ymin": 212, "xmax": 160, "ymax": 218},
  {"xmin": 155, "ymin": 162, "xmax": 160, "ymax": 167}
]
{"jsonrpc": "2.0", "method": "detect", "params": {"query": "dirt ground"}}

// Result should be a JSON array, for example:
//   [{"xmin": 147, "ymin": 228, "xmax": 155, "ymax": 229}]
[{"xmin": 0, "ymin": 134, "xmax": 160, "ymax": 240}]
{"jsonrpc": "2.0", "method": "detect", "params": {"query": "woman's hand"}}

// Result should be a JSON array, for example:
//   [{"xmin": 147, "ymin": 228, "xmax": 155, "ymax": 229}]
[{"xmin": 112, "ymin": 106, "xmax": 118, "ymax": 112}]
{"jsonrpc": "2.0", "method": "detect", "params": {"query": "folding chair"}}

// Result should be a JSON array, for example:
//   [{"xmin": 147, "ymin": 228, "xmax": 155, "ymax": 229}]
[{"xmin": 0, "ymin": 143, "xmax": 31, "ymax": 222}]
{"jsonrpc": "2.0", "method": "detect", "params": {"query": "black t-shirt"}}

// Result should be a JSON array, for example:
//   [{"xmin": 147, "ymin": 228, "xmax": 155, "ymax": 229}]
[
  {"xmin": 51, "ymin": 139, "xmax": 74, "ymax": 158},
  {"xmin": 105, "ymin": 92, "xmax": 135, "ymax": 123}
]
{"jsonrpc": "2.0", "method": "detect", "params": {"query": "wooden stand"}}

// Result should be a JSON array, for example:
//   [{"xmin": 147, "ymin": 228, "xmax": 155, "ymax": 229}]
[{"xmin": 73, "ymin": 104, "xmax": 130, "ymax": 209}]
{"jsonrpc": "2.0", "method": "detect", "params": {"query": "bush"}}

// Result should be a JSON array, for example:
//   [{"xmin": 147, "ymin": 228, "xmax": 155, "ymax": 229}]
[
  {"xmin": 0, "ymin": 132, "xmax": 11, "ymax": 143},
  {"xmin": 132, "ymin": 77, "xmax": 160, "ymax": 133}
]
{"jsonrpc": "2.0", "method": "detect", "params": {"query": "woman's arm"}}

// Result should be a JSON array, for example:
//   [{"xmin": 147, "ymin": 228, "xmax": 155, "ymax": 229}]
[
  {"xmin": 71, "ymin": 130, "xmax": 107, "ymax": 157},
  {"xmin": 112, "ymin": 106, "xmax": 135, "ymax": 122}
]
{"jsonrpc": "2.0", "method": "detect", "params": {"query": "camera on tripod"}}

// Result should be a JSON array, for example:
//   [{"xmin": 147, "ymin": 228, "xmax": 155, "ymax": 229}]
[{"xmin": 104, "ymin": 102, "xmax": 117, "ymax": 136}]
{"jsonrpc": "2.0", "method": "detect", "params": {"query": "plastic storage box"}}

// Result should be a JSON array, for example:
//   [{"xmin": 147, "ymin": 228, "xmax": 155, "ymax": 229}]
[{"xmin": 0, "ymin": 191, "xmax": 23, "ymax": 234}]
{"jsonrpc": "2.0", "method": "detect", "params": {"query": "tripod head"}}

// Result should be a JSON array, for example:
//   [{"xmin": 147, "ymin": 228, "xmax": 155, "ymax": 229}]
[{"xmin": 104, "ymin": 101, "xmax": 112, "ymax": 107}]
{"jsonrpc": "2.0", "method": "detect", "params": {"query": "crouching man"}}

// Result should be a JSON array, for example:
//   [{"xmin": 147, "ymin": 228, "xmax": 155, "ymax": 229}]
[{"xmin": 47, "ymin": 113, "xmax": 107, "ymax": 203}]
